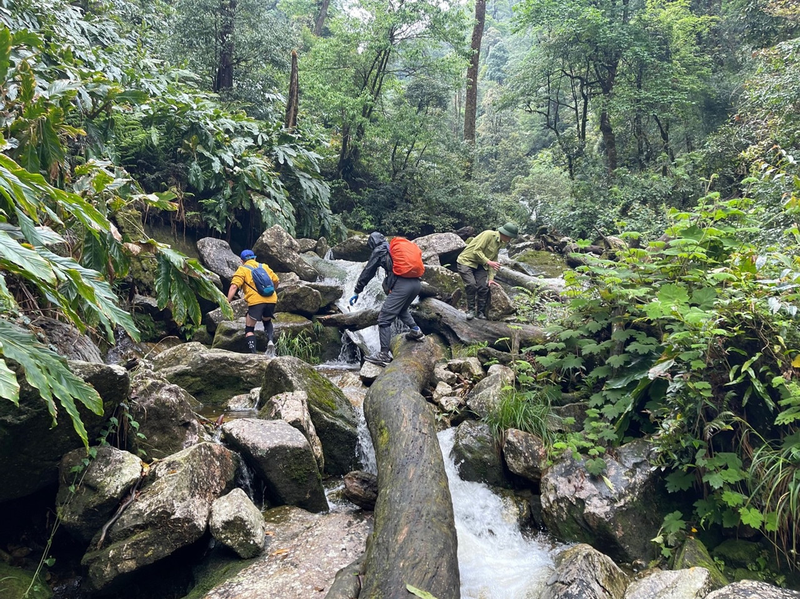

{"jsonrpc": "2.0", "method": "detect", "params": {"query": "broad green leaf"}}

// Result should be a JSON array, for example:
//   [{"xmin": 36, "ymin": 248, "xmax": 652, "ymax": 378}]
[
  {"xmin": 406, "ymin": 584, "xmax": 439, "ymax": 599},
  {"xmin": 658, "ymin": 284, "xmax": 689, "ymax": 306},
  {"xmin": 739, "ymin": 507, "xmax": 764, "ymax": 529},
  {"xmin": 0, "ymin": 356, "xmax": 19, "ymax": 404},
  {"xmin": 0, "ymin": 230, "xmax": 56, "ymax": 284}
]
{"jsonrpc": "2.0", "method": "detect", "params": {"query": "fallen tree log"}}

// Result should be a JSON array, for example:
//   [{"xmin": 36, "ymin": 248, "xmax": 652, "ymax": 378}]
[
  {"xmin": 412, "ymin": 297, "xmax": 547, "ymax": 349},
  {"xmin": 359, "ymin": 336, "xmax": 459, "ymax": 599},
  {"xmin": 316, "ymin": 309, "xmax": 380, "ymax": 329},
  {"xmin": 494, "ymin": 266, "xmax": 565, "ymax": 300}
]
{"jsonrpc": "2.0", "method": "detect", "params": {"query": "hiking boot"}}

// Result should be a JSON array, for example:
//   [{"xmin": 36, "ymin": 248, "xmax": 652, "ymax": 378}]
[
  {"xmin": 407, "ymin": 327, "xmax": 425, "ymax": 341},
  {"xmin": 465, "ymin": 310, "xmax": 475, "ymax": 320},
  {"xmin": 365, "ymin": 351, "xmax": 392, "ymax": 367},
  {"xmin": 246, "ymin": 337, "xmax": 258, "ymax": 354},
  {"xmin": 476, "ymin": 312, "xmax": 487, "ymax": 320},
  {"xmin": 264, "ymin": 341, "xmax": 276, "ymax": 358}
]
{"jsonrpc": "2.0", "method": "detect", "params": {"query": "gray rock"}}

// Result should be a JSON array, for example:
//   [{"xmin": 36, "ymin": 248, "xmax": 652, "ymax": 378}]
[
  {"xmin": 305, "ymin": 282, "xmax": 343, "ymax": 310},
  {"xmin": 433, "ymin": 381, "xmax": 454, "ymax": 405},
  {"xmin": 34, "ymin": 316, "xmax": 103, "ymax": 363},
  {"xmin": 209, "ymin": 488, "xmax": 265, "ymax": 559},
  {"xmin": 673, "ymin": 537, "xmax": 728, "ymax": 590},
  {"xmin": 330, "ymin": 235, "xmax": 371, "ymax": 261},
  {"xmin": 434, "ymin": 363, "xmax": 459, "ymax": 386},
  {"xmin": 296, "ymin": 238, "xmax": 318, "ymax": 253},
  {"xmin": 253, "ymin": 225, "xmax": 318, "ymax": 281},
  {"xmin": 421, "ymin": 265, "xmax": 464, "ymax": 296},
  {"xmin": 222, "ymin": 419, "xmax": 327, "ymax": 513},
  {"xmin": 211, "ymin": 314, "xmax": 313, "ymax": 353},
  {"xmin": 57, "ymin": 446, "xmax": 143, "ymax": 544},
  {"xmin": 447, "ymin": 357, "xmax": 484, "ymax": 379},
  {"xmin": 624, "ymin": 568, "xmax": 711, "ymax": 599},
  {"xmin": 260, "ymin": 391, "xmax": 324, "ymax": 472},
  {"xmin": 541, "ymin": 439, "xmax": 665, "ymax": 563},
  {"xmin": 82, "ymin": 442, "xmax": 239, "ymax": 592},
  {"xmin": 197, "ymin": 506, "xmax": 370, "ymax": 599},
  {"xmin": 706, "ymin": 580, "xmax": 800, "ymax": 599},
  {"xmin": 465, "ymin": 365, "xmax": 514, "ymax": 418},
  {"xmin": 128, "ymin": 369, "xmax": 207, "ymax": 459},
  {"xmin": 204, "ymin": 299, "xmax": 249, "ymax": 334},
  {"xmin": 315, "ymin": 237, "xmax": 330, "ymax": 258},
  {"xmin": 226, "ymin": 388, "xmax": 261, "ymax": 411},
  {"xmin": 359, "ymin": 361, "xmax": 384, "ymax": 385},
  {"xmin": 503, "ymin": 428, "xmax": 547, "ymax": 484},
  {"xmin": 277, "ymin": 284, "xmax": 323, "ymax": 316},
  {"xmin": 260, "ymin": 357, "xmax": 359, "ymax": 475},
  {"xmin": 0, "ymin": 360, "xmax": 128, "ymax": 502},
  {"xmin": 197, "ymin": 237, "xmax": 242, "ymax": 284},
  {"xmin": 343, "ymin": 470, "xmax": 378, "ymax": 510},
  {"xmin": 487, "ymin": 284, "xmax": 516, "ymax": 320},
  {"xmin": 541, "ymin": 543, "xmax": 627, "ymax": 599},
  {"xmin": 150, "ymin": 342, "xmax": 270, "ymax": 405},
  {"xmin": 412, "ymin": 232, "xmax": 466, "ymax": 266},
  {"xmin": 451, "ymin": 420, "xmax": 510, "ymax": 488}
]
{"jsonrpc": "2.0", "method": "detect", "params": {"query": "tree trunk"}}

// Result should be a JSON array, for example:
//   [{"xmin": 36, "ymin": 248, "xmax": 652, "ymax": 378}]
[
  {"xmin": 463, "ymin": 0, "xmax": 486, "ymax": 145},
  {"xmin": 599, "ymin": 108, "xmax": 617, "ymax": 173},
  {"xmin": 412, "ymin": 297, "xmax": 547, "ymax": 348},
  {"xmin": 316, "ymin": 309, "xmax": 381, "ymax": 330},
  {"xmin": 284, "ymin": 50, "xmax": 299, "ymax": 130},
  {"xmin": 313, "ymin": 0, "xmax": 330, "ymax": 36},
  {"xmin": 359, "ymin": 337, "xmax": 460, "ymax": 599},
  {"xmin": 214, "ymin": 0, "xmax": 236, "ymax": 92},
  {"xmin": 494, "ymin": 267, "xmax": 565, "ymax": 301}
]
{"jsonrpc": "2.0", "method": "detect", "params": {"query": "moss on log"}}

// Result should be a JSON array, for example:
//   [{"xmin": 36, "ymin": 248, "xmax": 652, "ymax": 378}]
[{"xmin": 359, "ymin": 336, "xmax": 460, "ymax": 599}]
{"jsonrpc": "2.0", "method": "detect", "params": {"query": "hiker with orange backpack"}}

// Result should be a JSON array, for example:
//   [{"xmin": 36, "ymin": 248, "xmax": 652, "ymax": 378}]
[
  {"xmin": 349, "ymin": 232, "xmax": 425, "ymax": 367},
  {"xmin": 227, "ymin": 249, "xmax": 281, "ymax": 356}
]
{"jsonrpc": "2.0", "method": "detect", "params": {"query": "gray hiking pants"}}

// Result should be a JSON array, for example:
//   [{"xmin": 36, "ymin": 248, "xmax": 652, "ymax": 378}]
[
  {"xmin": 457, "ymin": 263, "xmax": 489, "ymax": 313},
  {"xmin": 378, "ymin": 276, "xmax": 421, "ymax": 352}
]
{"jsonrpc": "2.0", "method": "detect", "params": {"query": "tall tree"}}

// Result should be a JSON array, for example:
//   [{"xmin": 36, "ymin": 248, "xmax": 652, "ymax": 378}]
[{"xmin": 464, "ymin": 0, "xmax": 486, "ymax": 145}]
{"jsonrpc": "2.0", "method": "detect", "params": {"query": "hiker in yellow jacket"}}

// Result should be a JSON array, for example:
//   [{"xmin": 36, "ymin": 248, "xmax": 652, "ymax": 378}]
[
  {"xmin": 456, "ymin": 222, "xmax": 518, "ymax": 320},
  {"xmin": 227, "ymin": 249, "xmax": 280, "ymax": 355}
]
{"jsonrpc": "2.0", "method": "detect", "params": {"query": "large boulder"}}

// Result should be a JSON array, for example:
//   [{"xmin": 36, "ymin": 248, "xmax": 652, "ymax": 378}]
[
  {"xmin": 204, "ymin": 298, "xmax": 249, "ymax": 334},
  {"xmin": 0, "ymin": 360, "xmax": 128, "ymax": 503},
  {"xmin": 33, "ymin": 317, "xmax": 103, "ymax": 363},
  {"xmin": 706, "ymin": 581, "xmax": 800, "ymax": 598},
  {"xmin": 150, "ymin": 342, "xmax": 269, "ymax": 405},
  {"xmin": 260, "ymin": 357, "xmax": 359, "ymax": 475},
  {"xmin": 330, "ymin": 235, "xmax": 371, "ymax": 261},
  {"xmin": 412, "ymin": 232, "xmax": 466, "ymax": 266},
  {"xmin": 252, "ymin": 225, "xmax": 318, "ymax": 281},
  {"xmin": 540, "ymin": 439, "xmax": 665, "ymax": 563},
  {"xmin": 277, "ymin": 284, "xmax": 323, "ymax": 316},
  {"xmin": 196, "ymin": 237, "xmax": 242, "ymax": 285},
  {"xmin": 421, "ymin": 265, "xmax": 464, "ymax": 297},
  {"xmin": 211, "ymin": 314, "xmax": 314, "ymax": 353},
  {"xmin": 673, "ymin": 537, "xmax": 728, "ymax": 590},
  {"xmin": 56, "ymin": 446, "xmax": 143, "ymax": 545},
  {"xmin": 222, "ymin": 419, "xmax": 328, "ymax": 513},
  {"xmin": 343, "ymin": 470, "xmax": 378, "ymax": 510},
  {"xmin": 128, "ymin": 369, "xmax": 207, "ymax": 459},
  {"xmin": 260, "ymin": 390, "xmax": 324, "ymax": 472},
  {"xmin": 540, "ymin": 544, "xmax": 627, "ymax": 599},
  {"xmin": 305, "ymin": 282, "xmax": 343, "ymax": 310},
  {"xmin": 623, "ymin": 568, "xmax": 712, "ymax": 599},
  {"xmin": 81, "ymin": 442, "xmax": 239, "ymax": 592},
  {"xmin": 503, "ymin": 428, "xmax": 548, "ymax": 484},
  {"xmin": 465, "ymin": 364, "xmax": 514, "ymax": 418},
  {"xmin": 451, "ymin": 420, "xmax": 510, "ymax": 488},
  {"xmin": 487, "ymin": 284, "xmax": 516, "ymax": 320},
  {"xmin": 209, "ymin": 488, "xmax": 265, "ymax": 559}
]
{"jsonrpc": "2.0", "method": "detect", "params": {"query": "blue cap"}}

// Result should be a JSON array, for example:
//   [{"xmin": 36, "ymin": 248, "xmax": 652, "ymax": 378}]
[{"xmin": 240, "ymin": 249, "xmax": 256, "ymax": 260}]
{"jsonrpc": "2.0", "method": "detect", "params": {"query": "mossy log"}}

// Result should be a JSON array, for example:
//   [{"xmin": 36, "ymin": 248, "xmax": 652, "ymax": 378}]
[
  {"xmin": 316, "ymin": 309, "xmax": 380, "ymax": 329},
  {"xmin": 412, "ymin": 297, "xmax": 547, "ymax": 349},
  {"xmin": 494, "ymin": 266, "xmax": 564, "ymax": 300},
  {"xmin": 359, "ymin": 336, "xmax": 460, "ymax": 599}
]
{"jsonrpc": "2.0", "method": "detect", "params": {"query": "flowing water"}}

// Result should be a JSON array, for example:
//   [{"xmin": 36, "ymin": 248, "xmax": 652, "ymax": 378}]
[{"xmin": 439, "ymin": 428, "xmax": 558, "ymax": 599}]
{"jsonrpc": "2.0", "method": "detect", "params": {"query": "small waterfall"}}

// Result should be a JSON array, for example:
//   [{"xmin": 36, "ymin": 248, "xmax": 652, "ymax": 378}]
[{"xmin": 438, "ymin": 428, "xmax": 557, "ymax": 599}]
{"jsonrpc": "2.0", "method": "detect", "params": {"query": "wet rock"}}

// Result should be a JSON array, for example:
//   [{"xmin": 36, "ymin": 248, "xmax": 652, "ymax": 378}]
[
  {"xmin": 277, "ymin": 284, "xmax": 323, "ymax": 316},
  {"xmin": 128, "ymin": 369, "xmax": 208, "ymax": 459},
  {"xmin": 198, "ymin": 506, "xmax": 371, "ymax": 599},
  {"xmin": 252, "ymin": 225, "xmax": 318, "ymax": 281},
  {"xmin": 260, "ymin": 391, "xmax": 324, "ymax": 472},
  {"xmin": 624, "ymin": 568, "xmax": 711, "ymax": 599},
  {"xmin": 412, "ymin": 232, "xmax": 466, "ymax": 266},
  {"xmin": 359, "ymin": 361, "xmax": 384, "ymax": 385},
  {"xmin": 260, "ymin": 356, "xmax": 359, "ymax": 475},
  {"xmin": 465, "ymin": 364, "xmax": 514, "ymax": 418},
  {"xmin": 0, "ymin": 360, "xmax": 128, "ymax": 502},
  {"xmin": 209, "ymin": 488, "xmax": 265, "ymax": 559},
  {"xmin": 222, "ymin": 419, "xmax": 327, "ymax": 513},
  {"xmin": 204, "ymin": 298, "xmax": 249, "ymax": 334},
  {"xmin": 82, "ymin": 442, "xmax": 239, "ymax": 592},
  {"xmin": 315, "ymin": 236, "xmax": 330, "ymax": 258},
  {"xmin": 503, "ymin": 428, "xmax": 547, "ymax": 484},
  {"xmin": 706, "ymin": 581, "xmax": 800, "ymax": 598},
  {"xmin": 305, "ymin": 282, "xmax": 343, "ymax": 310},
  {"xmin": 33, "ymin": 316, "xmax": 103, "ymax": 363},
  {"xmin": 343, "ymin": 470, "xmax": 378, "ymax": 510},
  {"xmin": 150, "ymin": 342, "xmax": 269, "ymax": 405},
  {"xmin": 451, "ymin": 420, "xmax": 510, "ymax": 488},
  {"xmin": 330, "ymin": 235, "xmax": 371, "ymax": 261},
  {"xmin": 197, "ymin": 238, "xmax": 242, "ymax": 284},
  {"xmin": 540, "ymin": 439, "xmax": 665, "ymax": 563},
  {"xmin": 541, "ymin": 543, "xmax": 627, "ymax": 599},
  {"xmin": 57, "ymin": 446, "xmax": 143, "ymax": 544},
  {"xmin": 226, "ymin": 388, "xmax": 261, "ymax": 411},
  {"xmin": 211, "ymin": 314, "xmax": 314, "ymax": 353},
  {"xmin": 296, "ymin": 238, "xmax": 317, "ymax": 253}
]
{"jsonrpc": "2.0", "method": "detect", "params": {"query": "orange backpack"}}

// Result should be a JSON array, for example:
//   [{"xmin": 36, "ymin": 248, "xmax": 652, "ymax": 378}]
[{"xmin": 389, "ymin": 237, "xmax": 425, "ymax": 278}]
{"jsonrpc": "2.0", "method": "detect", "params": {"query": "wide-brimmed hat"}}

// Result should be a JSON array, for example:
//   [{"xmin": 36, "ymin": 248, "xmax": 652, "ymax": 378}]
[
  {"xmin": 240, "ymin": 249, "xmax": 256, "ymax": 260},
  {"xmin": 498, "ymin": 222, "xmax": 519, "ymax": 238}
]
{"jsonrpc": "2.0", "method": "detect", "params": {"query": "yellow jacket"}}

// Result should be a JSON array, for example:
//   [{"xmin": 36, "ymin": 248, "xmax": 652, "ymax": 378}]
[{"xmin": 230, "ymin": 260, "xmax": 279, "ymax": 305}]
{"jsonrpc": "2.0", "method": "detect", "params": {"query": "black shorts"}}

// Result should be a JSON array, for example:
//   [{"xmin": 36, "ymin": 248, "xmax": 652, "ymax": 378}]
[{"xmin": 247, "ymin": 303, "xmax": 276, "ymax": 321}]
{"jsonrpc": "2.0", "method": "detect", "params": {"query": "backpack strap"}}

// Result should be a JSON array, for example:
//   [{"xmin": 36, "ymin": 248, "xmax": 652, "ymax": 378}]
[{"xmin": 242, "ymin": 263, "xmax": 260, "ymax": 293}]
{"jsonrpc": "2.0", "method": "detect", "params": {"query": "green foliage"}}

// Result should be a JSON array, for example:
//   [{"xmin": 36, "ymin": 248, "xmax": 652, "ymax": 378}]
[
  {"xmin": 275, "ymin": 330, "xmax": 320, "ymax": 364},
  {"xmin": 483, "ymin": 384, "xmax": 558, "ymax": 446}
]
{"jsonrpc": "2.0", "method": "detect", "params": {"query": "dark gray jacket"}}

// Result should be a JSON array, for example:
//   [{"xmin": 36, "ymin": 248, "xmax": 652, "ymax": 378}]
[{"xmin": 354, "ymin": 232, "xmax": 396, "ymax": 295}]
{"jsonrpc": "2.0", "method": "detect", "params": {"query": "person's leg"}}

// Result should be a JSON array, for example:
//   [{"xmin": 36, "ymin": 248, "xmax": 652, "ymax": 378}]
[
  {"xmin": 392, "ymin": 279, "xmax": 424, "ymax": 341},
  {"xmin": 261, "ymin": 303, "xmax": 276, "ymax": 356},
  {"xmin": 474, "ymin": 268, "xmax": 490, "ymax": 319},
  {"xmin": 366, "ymin": 283, "xmax": 413, "ymax": 366},
  {"xmin": 244, "ymin": 311, "xmax": 258, "ymax": 354},
  {"xmin": 457, "ymin": 263, "xmax": 478, "ymax": 319}
]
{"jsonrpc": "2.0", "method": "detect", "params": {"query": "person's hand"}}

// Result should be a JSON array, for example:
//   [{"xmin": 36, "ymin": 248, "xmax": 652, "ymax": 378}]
[
  {"xmin": 489, "ymin": 279, "xmax": 500, "ymax": 287},
  {"xmin": 487, "ymin": 260, "xmax": 501, "ymax": 271},
  {"xmin": 349, "ymin": 294, "xmax": 359, "ymax": 306}
]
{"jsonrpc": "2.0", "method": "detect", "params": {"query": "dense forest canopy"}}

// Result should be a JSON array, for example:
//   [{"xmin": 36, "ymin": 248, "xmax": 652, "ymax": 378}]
[{"xmin": 3, "ymin": 0, "xmax": 800, "ymax": 583}]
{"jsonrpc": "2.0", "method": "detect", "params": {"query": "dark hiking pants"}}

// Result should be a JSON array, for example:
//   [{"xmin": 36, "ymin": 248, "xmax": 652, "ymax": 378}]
[
  {"xmin": 378, "ymin": 276, "xmax": 421, "ymax": 352},
  {"xmin": 457, "ymin": 263, "xmax": 489, "ymax": 314}
]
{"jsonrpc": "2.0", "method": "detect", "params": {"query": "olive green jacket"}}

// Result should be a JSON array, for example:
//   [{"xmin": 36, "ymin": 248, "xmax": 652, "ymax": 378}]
[{"xmin": 456, "ymin": 229, "xmax": 504, "ymax": 281}]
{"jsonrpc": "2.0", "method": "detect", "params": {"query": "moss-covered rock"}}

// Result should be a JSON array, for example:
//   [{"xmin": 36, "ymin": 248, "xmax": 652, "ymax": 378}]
[
  {"xmin": 674, "ymin": 537, "xmax": 729, "ymax": 590},
  {"xmin": 260, "ymin": 357, "xmax": 359, "ymax": 475},
  {"xmin": 513, "ymin": 250, "xmax": 569, "ymax": 278},
  {"xmin": 211, "ymin": 314, "xmax": 314, "ymax": 353},
  {"xmin": 451, "ymin": 420, "xmax": 510, "ymax": 488},
  {"xmin": 421, "ymin": 265, "xmax": 464, "ymax": 296},
  {"xmin": 0, "ymin": 562, "xmax": 52, "ymax": 599},
  {"xmin": 712, "ymin": 539, "xmax": 763, "ymax": 569}
]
